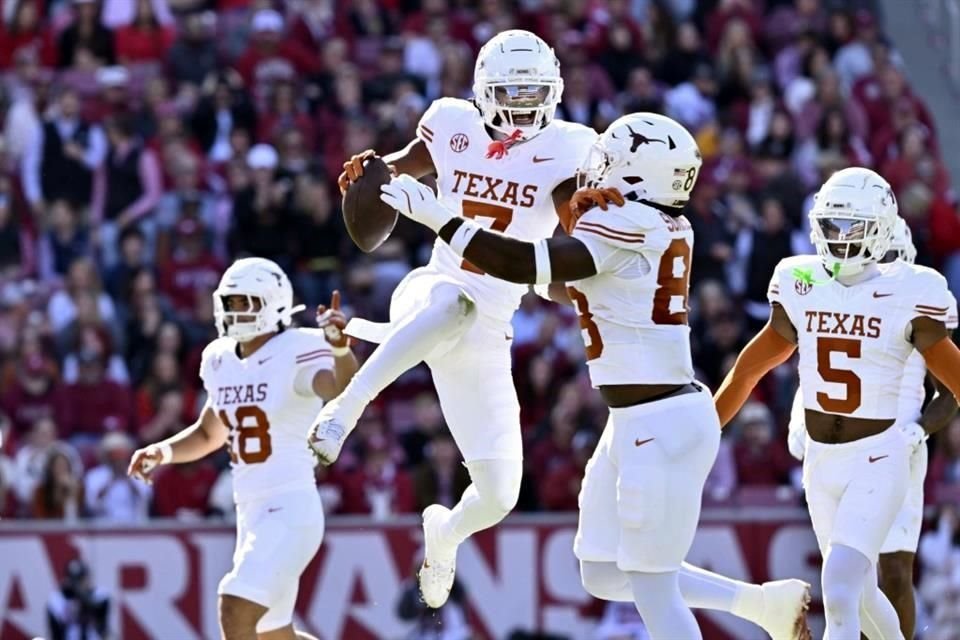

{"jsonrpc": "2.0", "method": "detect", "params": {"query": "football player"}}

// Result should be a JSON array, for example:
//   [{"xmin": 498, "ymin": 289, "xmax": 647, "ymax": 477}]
[
  {"xmin": 128, "ymin": 258, "xmax": 358, "ymax": 640},
  {"xmin": 786, "ymin": 217, "xmax": 959, "ymax": 637},
  {"xmin": 715, "ymin": 167, "xmax": 960, "ymax": 639},
  {"xmin": 380, "ymin": 113, "xmax": 811, "ymax": 640},
  {"xmin": 311, "ymin": 30, "xmax": 619, "ymax": 608}
]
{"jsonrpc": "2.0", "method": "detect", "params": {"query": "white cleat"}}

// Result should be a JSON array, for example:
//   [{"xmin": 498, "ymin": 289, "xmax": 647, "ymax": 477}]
[
  {"xmin": 307, "ymin": 402, "xmax": 350, "ymax": 465},
  {"xmin": 757, "ymin": 579, "xmax": 812, "ymax": 640},
  {"xmin": 418, "ymin": 504, "xmax": 458, "ymax": 608}
]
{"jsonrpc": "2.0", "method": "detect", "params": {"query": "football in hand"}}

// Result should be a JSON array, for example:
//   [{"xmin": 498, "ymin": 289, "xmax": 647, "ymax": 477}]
[{"xmin": 342, "ymin": 156, "xmax": 398, "ymax": 253}]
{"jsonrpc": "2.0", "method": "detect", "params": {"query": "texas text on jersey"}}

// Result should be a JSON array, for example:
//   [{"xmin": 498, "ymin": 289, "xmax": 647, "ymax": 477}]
[
  {"xmin": 768, "ymin": 254, "xmax": 955, "ymax": 420},
  {"xmin": 416, "ymin": 97, "xmax": 597, "ymax": 321},
  {"xmin": 200, "ymin": 328, "xmax": 332, "ymax": 503}
]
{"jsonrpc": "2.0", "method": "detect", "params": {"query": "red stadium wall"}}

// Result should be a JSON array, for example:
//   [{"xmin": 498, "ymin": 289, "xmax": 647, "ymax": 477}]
[{"xmin": 0, "ymin": 510, "xmax": 824, "ymax": 640}]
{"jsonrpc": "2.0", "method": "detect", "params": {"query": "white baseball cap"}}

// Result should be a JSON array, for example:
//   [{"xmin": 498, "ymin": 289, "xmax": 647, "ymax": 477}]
[
  {"xmin": 246, "ymin": 144, "xmax": 278, "ymax": 170},
  {"xmin": 251, "ymin": 9, "xmax": 284, "ymax": 33}
]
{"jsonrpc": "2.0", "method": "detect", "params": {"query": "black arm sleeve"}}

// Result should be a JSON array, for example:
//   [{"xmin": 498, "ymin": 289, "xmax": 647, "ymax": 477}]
[{"xmin": 438, "ymin": 218, "xmax": 598, "ymax": 284}]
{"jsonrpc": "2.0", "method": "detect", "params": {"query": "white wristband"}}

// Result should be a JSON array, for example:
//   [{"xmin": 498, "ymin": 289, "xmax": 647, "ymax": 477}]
[
  {"xmin": 448, "ymin": 219, "xmax": 482, "ymax": 257},
  {"xmin": 331, "ymin": 345, "xmax": 351, "ymax": 357},
  {"xmin": 533, "ymin": 238, "xmax": 553, "ymax": 284},
  {"xmin": 157, "ymin": 442, "xmax": 173, "ymax": 464}
]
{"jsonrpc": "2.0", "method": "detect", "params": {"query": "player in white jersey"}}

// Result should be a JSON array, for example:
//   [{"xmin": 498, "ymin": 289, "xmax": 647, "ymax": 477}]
[
  {"xmin": 715, "ymin": 168, "xmax": 960, "ymax": 640},
  {"xmin": 128, "ymin": 258, "xmax": 358, "ymax": 640},
  {"xmin": 309, "ymin": 30, "xmax": 618, "ymax": 608},
  {"xmin": 381, "ymin": 113, "xmax": 811, "ymax": 640},
  {"xmin": 786, "ymin": 217, "xmax": 959, "ymax": 638}
]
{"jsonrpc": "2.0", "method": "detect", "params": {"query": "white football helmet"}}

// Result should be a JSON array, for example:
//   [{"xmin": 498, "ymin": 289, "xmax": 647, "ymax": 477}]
[
  {"xmin": 809, "ymin": 167, "xmax": 898, "ymax": 277},
  {"xmin": 473, "ymin": 30, "xmax": 563, "ymax": 140},
  {"xmin": 578, "ymin": 112, "xmax": 702, "ymax": 207},
  {"xmin": 889, "ymin": 217, "xmax": 917, "ymax": 264},
  {"xmin": 212, "ymin": 257, "xmax": 305, "ymax": 342}
]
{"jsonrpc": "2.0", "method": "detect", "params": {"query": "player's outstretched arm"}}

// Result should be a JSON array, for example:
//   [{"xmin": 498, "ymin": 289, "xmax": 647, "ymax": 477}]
[
  {"xmin": 337, "ymin": 139, "xmax": 436, "ymax": 194},
  {"xmin": 128, "ymin": 401, "xmax": 228, "ymax": 484},
  {"xmin": 714, "ymin": 304, "xmax": 798, "ymax": 428},
  {"xmin": 311, "ymin": 290, "xmax": 359, "ymax": 401},
  {"xmin": 915, "ymin": 317, "xmax": 960, "ymax": 407},
  {"xmin": 380, "ymin": 174, "xmax": 600, "ymax": 283}
]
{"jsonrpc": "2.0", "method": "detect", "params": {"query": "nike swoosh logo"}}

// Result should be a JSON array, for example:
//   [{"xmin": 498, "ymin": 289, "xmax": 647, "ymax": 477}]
[
  {"xmin": 504, "ymin": 335, "xmax": 512, "ymax": 341},
  {"xmin": 267, "ymin": 507, "xmax": 283, "ymax": 513},
  {"xmin": 868, "ymin": 455, "xmax": 889, "ymax": 463},
  {"xmin": 258, "ymin": 356, "xmax": 274, "ymax": 365},
  {"xmin": 532, "ymin": 156, "xmax": 554, "ymax": 163},
  {"xmin": 872, "ymin": 292, "xmax": 893, "ymax": 298},
  {"xmin": 635, "ymin": 437, "xmax": 655, "ymax": 447}
]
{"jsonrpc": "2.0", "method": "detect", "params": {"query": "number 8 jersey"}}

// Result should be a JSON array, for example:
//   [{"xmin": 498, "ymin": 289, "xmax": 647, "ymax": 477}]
[
  {"xmin": 768, "ymin": 255, "xmax": 956, "ymax": 420},
  {"xmin": 199, "ymin": 328, "xmax": 333, "ymax": 503},
  {"xmin": 567, "ymin": 202, "xmax": 695, "ymax": 386}
]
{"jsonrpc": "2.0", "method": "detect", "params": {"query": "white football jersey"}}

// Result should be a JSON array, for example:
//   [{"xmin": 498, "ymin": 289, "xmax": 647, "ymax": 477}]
[
  {"xmin": 769, "ymin": 256, "xmax": 955, "ymax": 420},
  {"xmin": 566, "ymin": 202, "xmax": 696, "ymax": 386},
  {"xmin": 417, "ymin": 98, "xmax": 598, "ymax": 321},
  {"xmin": 199, "ymin": 328, "xmax": 332, "ymax": 503}
]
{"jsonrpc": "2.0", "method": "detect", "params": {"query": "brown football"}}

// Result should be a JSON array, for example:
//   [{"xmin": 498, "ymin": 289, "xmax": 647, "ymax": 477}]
[{"xmin": 342, "ymin": 156, "xmax": 398, "ymax": 253}]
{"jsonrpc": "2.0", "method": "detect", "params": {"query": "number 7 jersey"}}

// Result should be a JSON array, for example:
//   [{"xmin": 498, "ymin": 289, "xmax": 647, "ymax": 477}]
[
  {"xmin": 567, "ymin": 202, "xmax": 695, "ymax": 386},
  {"xmin": 769, "ymin": 255, "xmax": 957, "ymax": 420},
  {"xmin": 199, "ymin": 328, "xmax": 333, "ymax": 503}
]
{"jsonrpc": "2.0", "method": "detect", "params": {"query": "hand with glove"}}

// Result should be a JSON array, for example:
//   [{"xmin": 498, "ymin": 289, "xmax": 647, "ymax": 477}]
[
  {"xmin": 563, "ymin": 187, "xmax": 626, "ymax": 234},
  {"xmin": 338, "ymin": 149, "xmax": 398, "ymax": 195},
  {"xmin": 379, "ymin": 174, "xmax": 457, "ymax": 232}
]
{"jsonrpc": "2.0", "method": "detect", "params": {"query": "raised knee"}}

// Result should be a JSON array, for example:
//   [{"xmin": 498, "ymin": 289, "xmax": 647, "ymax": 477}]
[
  {"xmin": 485, "ymin": 476, "xmax": 520, "ymax": 514},
  {"xmin": 823, "ymin": 581, "xmax": 858, "ymax": 615}
]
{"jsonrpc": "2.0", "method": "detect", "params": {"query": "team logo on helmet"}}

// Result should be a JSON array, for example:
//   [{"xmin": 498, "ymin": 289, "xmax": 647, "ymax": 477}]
[
  {"xmin": 626, "ymin": 124, "xmax": 674, "ymax": 152},
  {"xmin": 450, "ymin": 133, "xmax": 469, "ymax": 153}
]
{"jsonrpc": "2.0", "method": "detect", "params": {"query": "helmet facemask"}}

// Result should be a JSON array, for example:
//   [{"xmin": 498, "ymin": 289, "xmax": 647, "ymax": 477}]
[
  {"xmin": 476, "ymin": 81, "xmax": 561, "ymax": 139},
  {"xmin": 809, "ymin": 211, "xmax": 894, "ymax": 277},
  {"xmin": 214, "ymin": 293, "xmax": 272, "ymax": 342}
]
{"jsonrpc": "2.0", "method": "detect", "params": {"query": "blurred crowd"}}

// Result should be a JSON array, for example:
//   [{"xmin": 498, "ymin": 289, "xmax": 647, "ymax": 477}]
[{"xmin": 0, "ymin": 0, "xmax": 957, "ymax": 570}]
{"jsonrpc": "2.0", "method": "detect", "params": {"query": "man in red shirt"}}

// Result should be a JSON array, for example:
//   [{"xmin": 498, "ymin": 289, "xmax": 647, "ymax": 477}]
[
  {"xmin": 158, "ymin": 214, "xmax": 223, "ymax": 317},
  {"xmin": 151, "ymin": 459, "xmax": 219, "ymax": 519},
  {"xmin": 62, "ymin": 350, "xmax": 133, "ymax": 456},
  {"xmin": 732, "ymin": 402, "xmax": 797, "ymax": 487},
  {"xmin": 233, "ymin": 9, "xmax": 318, "ymax": 89},
  {"xmin": 1, "ymin": 354, "xmax": 66, "ymax": 439}
]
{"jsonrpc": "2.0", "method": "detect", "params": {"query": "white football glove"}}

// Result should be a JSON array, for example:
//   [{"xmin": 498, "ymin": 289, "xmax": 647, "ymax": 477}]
[
  {"xmin": 899, "ymin": 421, "xmax": 927, "ymax": 452},
  {"xmin": 379, "ymin": 175, "xmax": 456, "ymax": 232}
]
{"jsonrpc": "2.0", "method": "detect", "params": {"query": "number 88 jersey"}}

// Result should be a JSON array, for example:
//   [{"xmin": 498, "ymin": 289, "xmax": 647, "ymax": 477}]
[
  {"xmin": 567, "ymin": 202, "xmax": 696, "ymax": 387},
  {"xmin": 768, "ymin": 255, "xmax": 956, "ymax": 420},
  {"xmin": 199, "ymin": 328, "xmax": 333, "ymax": 503}
]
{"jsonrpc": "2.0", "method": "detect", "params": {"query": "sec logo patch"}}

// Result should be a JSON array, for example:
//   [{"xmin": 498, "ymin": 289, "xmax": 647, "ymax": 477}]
[
  {"xmin": 795, "ymin": 279, "xmax": 812, "ymax": 296},
  {"xmin": 450, "ymin": 133, "xmax": 469, "ymax": 153}
]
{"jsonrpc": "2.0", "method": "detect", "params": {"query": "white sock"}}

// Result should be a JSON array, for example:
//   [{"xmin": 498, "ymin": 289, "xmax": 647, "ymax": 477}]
[
  {"xmin": 679, "ymin": 563, "xmax": 764, "ymax": 622},
  {"xmin": 336, "ymin": 284, "xmax": 475, "ymax": 428},
  {"xmin": 440, "ymin": 459, "xmax": 522, "ymax": 547},
  {"xmin": 628, "ymin": 570, "xmax": 702, "ymax": 640}
]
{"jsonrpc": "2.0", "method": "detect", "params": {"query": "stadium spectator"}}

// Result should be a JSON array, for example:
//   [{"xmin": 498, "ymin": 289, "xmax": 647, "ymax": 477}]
[
  {"xmin": 83, "ymin": 432, "xmax": 150, "ymax": 522},
  {"xmin": 411, "ymin": 431, "xmax": 470, "ymax": 512},
  {"xmin": 47, "ymin": 256, "xmax": 116, "ymax": 334},
  {"xmin": 31, "ymin": 446, "xmax": 84, "ymax": 520},
  {"xmin": 22, "ymin": 86, "xmax": 106, "ymax": 213},
  {"xmin": 928, "ymin": 416, "xmax": 960, "ymax": 488},
  {"xmin": 540, "ymin": 430, "xmax": 597, "ymax": 512},
  {"xmin": 917, "ymin": 505, "xmax": 960, "ymax": 639},
  {"xmin": 166, "ymin": 10, "xmax": 218, "ymax": 87},
  {"xmin": 157, "ymin": 216, "xmax": 223, "ymax": 318},
  {"xmin": 732, "ymin": 401, "xmax": 796, "ymax": 487},
  {"xmin": 1, "ymin": 354, "xmax": 66, "ymax": 437},
  {"xmin": 61, "ymin": 348, "xmax": 133, "ymax": 449},
  {"xmin": 37, "ymin": 200, "xmax": 93, "ymax": 283},
  {"xmin": 114, "ymin": 0, "xmax": 176, "ymax": 64},
  {"xmin": 12, "ymin": 417, "xmax": 81, "ymax": 508},
  {"xmin": 151, "ymin": 458, "xmax": 218, "ymax": 519},
  {"xmin": 57, "ymin": 0, "xmax": 115, "ymax": 70},
  {"xmin": 0, "ymin": 179, "xmax": 33, "ymax": 281},
  {"xmin": 336, "ymin": 434, "xmax": 415, "ymax": 519},
  {"xmin": 234, "ymin": 8, "xmax": 318, "ymax": 90},
  {"xmin": 92, "ymin": 113, "xmax": 163, "ymax": 267},
  {"xmin": 0, "ymin": 1, "xmax": 56, "ymax": 70},
  {"xmin": 190, "ymin": 70, "xmax": 257, "ymax": 164}
]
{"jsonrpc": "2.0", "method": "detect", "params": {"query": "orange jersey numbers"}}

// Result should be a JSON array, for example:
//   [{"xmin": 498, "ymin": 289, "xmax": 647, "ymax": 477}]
[
  {"xmin": 460, "ymin": 200, "xmax": 514, "ymax": 274},
  {"xmin": 652, "ymin": 238, "xmax": 692, "ymax": 325},
  {"xmin": 568, "ymin": 286, "xmax": 604, "ymax": 360},
  {"xmin": 219, "ymin": 405, "xmax": 273, "ymax": 464},
  {"xmin": 816, "ymin": 337, "xmax": 862, "ymax": 413}
]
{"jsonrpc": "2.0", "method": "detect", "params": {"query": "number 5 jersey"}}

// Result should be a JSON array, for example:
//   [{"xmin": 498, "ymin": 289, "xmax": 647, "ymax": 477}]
[
  {"xmin": 768, "ymin": 255, "xmax": 957, "ymax": 420},
  {"xmin": 567, "ymin": 202, "xmax": 696, "ymax": 386},
  {"xmin": 200, "ymin": 328, "xmax": 333, "ymax": 502}
]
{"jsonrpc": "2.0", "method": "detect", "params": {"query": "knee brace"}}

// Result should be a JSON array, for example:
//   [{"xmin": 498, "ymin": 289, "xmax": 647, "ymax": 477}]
[{"xmin": 466, "ymin": 458, "xmax": 522, "ymax": 515}]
